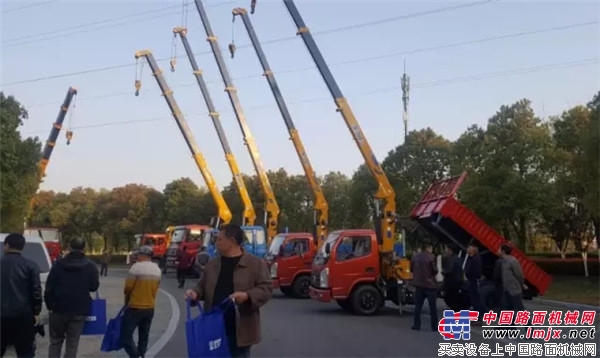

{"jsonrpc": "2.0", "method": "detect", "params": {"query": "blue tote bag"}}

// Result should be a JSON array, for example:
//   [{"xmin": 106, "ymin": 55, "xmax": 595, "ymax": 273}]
[
  {"xmin": 82, "ymin": 291, "xmax": 107, "ymax": 336},
  {"xmin": 100, "ymin": 305, "xmax": 126, "ymax": 352},
  {"xmin": 186, "ymin": 298, "xmax": 234, "ymax": 358}
]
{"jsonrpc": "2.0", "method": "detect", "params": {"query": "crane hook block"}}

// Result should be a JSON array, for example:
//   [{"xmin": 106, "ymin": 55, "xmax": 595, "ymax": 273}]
[
  {"xmin": 134, "ymin": 80, "xmax": 141, "ymax": 96},
  {"xmin": 170, "ymin": 59, "xmax": 176, "ymax": 72},
  {"xmin": 66, "ymin": 130, "xmax": 73, "ymax": 145},
  {"xmin": 228, "ymin": 43, "xmax": 236, "ymax": 59},
  {"xmin": 250, "ymin": 0, "xmax": 256, "ymax": 14}
]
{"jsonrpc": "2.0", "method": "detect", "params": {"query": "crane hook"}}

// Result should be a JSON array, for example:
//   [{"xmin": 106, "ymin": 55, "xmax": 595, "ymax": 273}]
[
  {"xmin": 66, "ymin": 130, "xmax": 73, "ymax": 145},
  {"xmin": 170, "ymin": 59, "xmax": 177, "ymax": 72},
  {"xmin": 250, "ymin": 0, "xmax": 256, "ymax": 14},
  {"xmin": 228, "ymin": 43, "xmax": 236, "ymax": 59},
  {"xmin": 134, "ymin": 80, "xmax": 141, "ymax": 96}
]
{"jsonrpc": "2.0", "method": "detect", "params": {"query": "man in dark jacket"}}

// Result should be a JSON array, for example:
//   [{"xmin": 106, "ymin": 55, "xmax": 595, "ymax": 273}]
[
  {"xmin": 1, "ymin": 233, "xmax": 42, "ymax": 358},
  {"xmin": 44, "ymin": 238, "xmax": 100, "ymax": 358},
  {"xmin": 410, "ymin": 243, "xmax": 439, "ymax": 331},
  {"xmin": 442, "ymin": 244, "xmax": 463, "ymax": 311},
  {"xmin": 465, "ymin": 244, "xmax": 484, "ymax": 324},
  {"xmin": 186, "ymin": 224, "xmax": 272, "ymax": 358}
]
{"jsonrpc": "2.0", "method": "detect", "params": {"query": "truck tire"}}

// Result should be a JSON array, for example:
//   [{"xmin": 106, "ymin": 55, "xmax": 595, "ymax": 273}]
[
  {"xmin": 336, "ymin": 299, "xmax": 354, "ymax": 313},
  {"xmin": 292, "ymin": 275, "xmax": 311, "ymax": 299},
  {"xmin": 350, "ymin": 285, "xmax": 383, "ymax": 316},
  {"xmin": 280, "ymin": 286, "xmax": 294, "ymax": 297}
]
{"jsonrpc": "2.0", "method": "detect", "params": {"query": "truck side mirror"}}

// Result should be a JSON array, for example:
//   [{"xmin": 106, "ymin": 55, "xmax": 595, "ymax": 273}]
[{"xmin": 325, "ymin": 243, "xmax": 331, "ymax": 255}]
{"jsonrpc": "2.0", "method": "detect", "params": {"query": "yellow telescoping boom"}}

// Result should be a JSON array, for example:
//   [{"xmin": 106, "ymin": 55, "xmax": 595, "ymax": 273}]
[
  {"xmin": 280, "ymin": 0, "xmax": 404, "ymax": 278},
  {"xmin": 192, "ymin": 0, "xmax": 279, "ymax": 243},
  {"xmin": 171, "ymin": 27, "xmax": 257, "ymax": 227},
  {"xmin": 231, "ymin": 8, "xmax": 329, "ymax": 246},
  {"xmin": 134, "ymin": 50, "xmax": 233, "ymax": 227},
  {"xmin": 26, "ymin": 87, "xmax": 78, "ymax": 225}
]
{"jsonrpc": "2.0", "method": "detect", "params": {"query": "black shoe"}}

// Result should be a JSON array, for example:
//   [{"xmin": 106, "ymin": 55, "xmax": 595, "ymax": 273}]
[{"xmin": 411, "ymin": 326, "xmax": 420, "ymax": 331}]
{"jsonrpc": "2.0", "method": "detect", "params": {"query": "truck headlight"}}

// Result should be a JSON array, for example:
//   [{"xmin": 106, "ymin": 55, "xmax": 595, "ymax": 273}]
[
  {"xmin": 270, "ymin": 262, "xmax": 278, "ymax": 279},
  {"xmin": 319, "ymin": 268, "xmax": 329, "ymax": 288}
]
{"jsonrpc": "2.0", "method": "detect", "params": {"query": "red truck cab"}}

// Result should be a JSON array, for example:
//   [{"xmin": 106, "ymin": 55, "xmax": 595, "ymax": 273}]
[
  {"xmin": 309, "ymin": 229, "xmax": 391, "ymax": 315},
  {"xmin": 266, "ymin": 232, "xmax": 316, "ymax": 298},
  {"xmin": 166, "ymin": 224, "xmax": 211, "ymax": 273}
]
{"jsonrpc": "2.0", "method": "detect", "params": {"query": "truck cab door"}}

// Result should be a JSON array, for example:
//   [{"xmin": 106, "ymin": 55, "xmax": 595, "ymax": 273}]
[
  {"xmin": 278, "ymin": 238, "xmax": 310, "ymax": 286},
  {"xmin": 331, "ymin": 234, "xmax": 377, "ymax": 297}
]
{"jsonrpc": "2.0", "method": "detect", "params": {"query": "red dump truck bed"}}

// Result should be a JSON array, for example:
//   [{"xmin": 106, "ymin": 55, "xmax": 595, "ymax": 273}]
[{"xmin": 410, "ymin": 172, "xmax": 552, "ymax": 296}]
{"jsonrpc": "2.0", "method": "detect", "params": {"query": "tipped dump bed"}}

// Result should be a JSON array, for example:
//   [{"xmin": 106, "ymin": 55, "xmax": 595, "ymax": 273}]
[{"xmin": 410, "ymin": 172, "xmax": 552, "ymax": 296}]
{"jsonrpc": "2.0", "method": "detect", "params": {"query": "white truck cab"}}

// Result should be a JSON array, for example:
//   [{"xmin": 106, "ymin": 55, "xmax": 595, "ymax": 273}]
[{"xmin": 0, "ymin": 233, "xmax": 52, "ymax": 325}]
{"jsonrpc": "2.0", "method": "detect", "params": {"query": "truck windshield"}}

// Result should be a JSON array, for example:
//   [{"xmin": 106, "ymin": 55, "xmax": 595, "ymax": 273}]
[
  {"xmin": 171, "ymin": 229, "xmax": 186, "ymax": 243},
  {"xmin": 318, "ymin": 232, "xmax": 341, "ymax": 257},
  {"xmin": 268, "ymin": 234, "xmax": 286, "ymax": 255},
  {"xmin": 253, "ymin": 229, "xmax": 266, "ymax": 246}
]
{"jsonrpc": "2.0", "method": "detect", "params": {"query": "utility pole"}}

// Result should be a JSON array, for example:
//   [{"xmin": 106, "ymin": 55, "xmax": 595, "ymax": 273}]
[{"xmin": 401, "ymin": 59, "xmax": 410, "ymax": 142}]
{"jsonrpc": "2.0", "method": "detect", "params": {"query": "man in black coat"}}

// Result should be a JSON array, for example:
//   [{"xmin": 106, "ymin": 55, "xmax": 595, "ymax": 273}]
[
  {"xmin": 442, "ymin": 244, "xmax": 463, "ymax": 311},
  {"xmin": 465, "ymin": 244, "xmax": 484, "ymax": 324},
  {"xmin": 1, "ymin": 233, "xmax": 42, "ymax": 358},
  {"xmin": 44, "ymin": 238, "xmax": 100, "ymax": 358}
]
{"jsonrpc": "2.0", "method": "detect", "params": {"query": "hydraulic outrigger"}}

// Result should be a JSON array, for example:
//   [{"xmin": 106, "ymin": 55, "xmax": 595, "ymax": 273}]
[
  {"xmin": 134, "ymin": 50, "xmax": 232, "ymax": 227},
  {"xmin": 278, "ymin": 0, "xmax": 406, "ymax": 278},
  {"xmin": 171, "ymin": 27, "xmax": 257, "ymax": 227},
  {"xmin": 192, "ymin": 0, "xmax": 280, "ymax": 244},
  {"xmin": 231, "ymin": 8, "xmax": 329, "ymax": 246}
]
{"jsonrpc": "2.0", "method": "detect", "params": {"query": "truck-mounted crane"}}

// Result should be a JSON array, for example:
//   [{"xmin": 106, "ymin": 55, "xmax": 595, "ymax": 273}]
[
  {"xmin": 25, "ymin": 87, "xmax": 78, "ymax": 262},
  {"xmin": 134, "ymin": 50, "xmax": 231, "ymax": 270},
  {"xmin": 170, "ymin": 27, "xmax": 267, "ymax": 259},
  {"xmin": 192, "ymin": 0, "xmax": 280, "ymax": 244},
  {"xmin": 276, "ymin": 0, "xmax": 411, "ymax": 315},
  {"xmin": 231, "ymin": 7, "xmax": 328, "ymax": 298}
]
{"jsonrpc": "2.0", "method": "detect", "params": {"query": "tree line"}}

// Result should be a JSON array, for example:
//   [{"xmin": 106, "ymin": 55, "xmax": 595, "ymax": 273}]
[{"xmin": 2, "ymin": 91, "xmax": 598, "ymax": 256}]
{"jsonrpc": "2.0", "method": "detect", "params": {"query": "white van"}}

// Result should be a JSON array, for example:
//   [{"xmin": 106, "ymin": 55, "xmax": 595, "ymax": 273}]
[{"xmin": 0, "ymin": 233, "xmax": 52, "ymax": 325}]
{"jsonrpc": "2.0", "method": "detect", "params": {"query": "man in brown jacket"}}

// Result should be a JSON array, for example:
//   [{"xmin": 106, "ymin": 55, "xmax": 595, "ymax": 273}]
[
  {"xmin": 185, "ymin": 224, "xmax": 272, "ymax": 358},
  {"xmin": 410, "ymin": 242, "xmax": 439, "ymax": 331}
]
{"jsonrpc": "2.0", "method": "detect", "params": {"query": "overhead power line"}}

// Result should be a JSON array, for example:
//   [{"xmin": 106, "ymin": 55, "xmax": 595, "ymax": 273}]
[
  {"xmin": 3, "ymin": 0, "xmax": 498, "ymax": 83},
  {"xmin": 2, "ymin": 0, "xmax": 58, "ymax": 14},
  {"xmin": 21, "ymin": 58, "xmax": 599, "ymax": 136},
  {"xmin": 21, "ymin": 21, "xmax": 598, "ymax": 108}
]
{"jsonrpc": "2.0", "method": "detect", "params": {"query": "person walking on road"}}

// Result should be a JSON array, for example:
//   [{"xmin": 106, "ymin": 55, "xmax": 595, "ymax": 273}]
[
  {"xmin": 465, "ymin": 244, "xmax": 484, "ymax": 324},
  {"xmin": 410, "ymin": 242, "xmax": 439, "ymax": 332},
  {"xmin": 176, "ymin": 245, "xmax": 192, "ymax": 288},
  {"xmin": 1, "ymin": 233, "xmax": 43, "ymax": 358},
  {"xmin": 99, "ymin": 250, "xmax": 110, "ymax": 276},
  {"xmin": 441, "ymin": 244, "xmax": 463, "ymax": 312},
  {"xmin": 194, "ymin": 245, "xmax": 211, "ymax": 280},
  {"xmin": 185, "ymin": 224, "xmax": 273, "ymax": 358},
  {"xmin": 120, "ymin": 245, "xmax": 162, "ymax": 358},
  {"xmin": 45, "ymin": 238, "xmax": 100, "ymax": 358},
  {"xmin": 498, "ymin": 244, "xmax": 527, "ymax": 320}
]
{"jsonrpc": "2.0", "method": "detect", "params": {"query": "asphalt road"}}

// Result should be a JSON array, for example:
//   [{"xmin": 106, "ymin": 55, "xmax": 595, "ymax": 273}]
[{"xmin": 157, "ymin": 272, "xmax": 507, "ymax": 357}]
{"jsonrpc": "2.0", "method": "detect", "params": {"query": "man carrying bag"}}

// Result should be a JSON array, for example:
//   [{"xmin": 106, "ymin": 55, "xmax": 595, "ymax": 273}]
[
  {"xmin": 185, "ymin": 224, "xmax": 272, "ymax": 358},
  {"xmin": 120, "ymin": 246, "xmax": 162, "ymax": 358},
  {"xmin": 45, "ymin": 238, "xmax": 100, "ymax": 358}
]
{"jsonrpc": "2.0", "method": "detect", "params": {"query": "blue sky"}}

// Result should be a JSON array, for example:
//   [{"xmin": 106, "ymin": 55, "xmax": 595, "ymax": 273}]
[{"xmin": 2, "ymin": 0, "xmax": 598, "ymax": 194}]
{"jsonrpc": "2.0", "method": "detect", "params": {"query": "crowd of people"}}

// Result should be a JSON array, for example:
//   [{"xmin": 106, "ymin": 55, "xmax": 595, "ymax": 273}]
[
  {"xmin": 410, "ymin": 242, "xmax": 528, "ymax": 331},
  {"xmin": 0, "ymin": 224, "xmax": 273, "ymax": 358}
]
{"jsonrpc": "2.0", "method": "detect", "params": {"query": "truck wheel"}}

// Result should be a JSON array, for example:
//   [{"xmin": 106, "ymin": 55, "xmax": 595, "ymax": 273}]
[
  {"xmin": 350, "ymin": 285, "xmax": 383, "ymax": 316},
  {"xmin": 280, "ymin": 286, "xmax": 294, "ymax": 297},
  {"xmin": 292, "ymin": 275, "xmax": 311, "ymax": 299},
  {"xmin": 336, "ymin": 299, "xmax": 353, "ymax": 313}
]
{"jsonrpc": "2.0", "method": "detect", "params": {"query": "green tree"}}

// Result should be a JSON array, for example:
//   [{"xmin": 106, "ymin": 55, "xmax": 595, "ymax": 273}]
[
  {"xmin": 321, "ymin": 171, "xmax": 353, "ymax": 230},
  {"xmin": 0, "ymin": 93, "xmax": 42, "ymax": 232},
  {"xmin": 163, "ymin": 178, "xmax": 214, "ymax": 226}
]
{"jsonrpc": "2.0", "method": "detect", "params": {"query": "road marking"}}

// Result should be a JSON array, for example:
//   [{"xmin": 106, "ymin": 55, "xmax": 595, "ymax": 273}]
[{"xmin": 146, "ymin": 288, "xmax": 180, "ymax": 358}]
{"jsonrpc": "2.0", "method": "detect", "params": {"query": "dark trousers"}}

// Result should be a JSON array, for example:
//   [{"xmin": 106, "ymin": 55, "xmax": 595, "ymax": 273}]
[
  {"xmin": 177, "ymin": 268, "xmax": 187, "ymax": 287},
  {"xmin": 230, "ymin": 345, "xmax": 251, "ymax": 358},
  {"xmin": 48, "ymin": 313, "xmax": 86, "ymax": 358},
  {"xmin": 413, "ymin": 287, "xmax": 438, "ymax": 331},
  {"xmin": 468, "ymin": 280, "xmax": 485, "ymax": 319},
  {"xmin": 0, "ymin": 315, "xmax": 35, "ymax": 358},
  {"xmin": 100, "ymin": 263, "xmax": 108, "ymax": 276},
  {"xmin": 120, "ymin": 308, "xmax": 154, "ymax": 358}
]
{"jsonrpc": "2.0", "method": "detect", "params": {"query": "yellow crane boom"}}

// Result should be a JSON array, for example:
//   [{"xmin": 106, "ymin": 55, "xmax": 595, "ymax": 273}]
[
  {"xmin": 134, "ymin": 49, "xmax": 232, "ymax": 227},
  {"xmin": 171, "ymin": 27, "xmax": 257, "ymax": 227},
  {"xmin": 231, "ymin": 7, "xmax": 329, "ymax": 246},
  {"xmin": 192, "ymin": 0, "xmax": 280, "ymax": 244}
]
